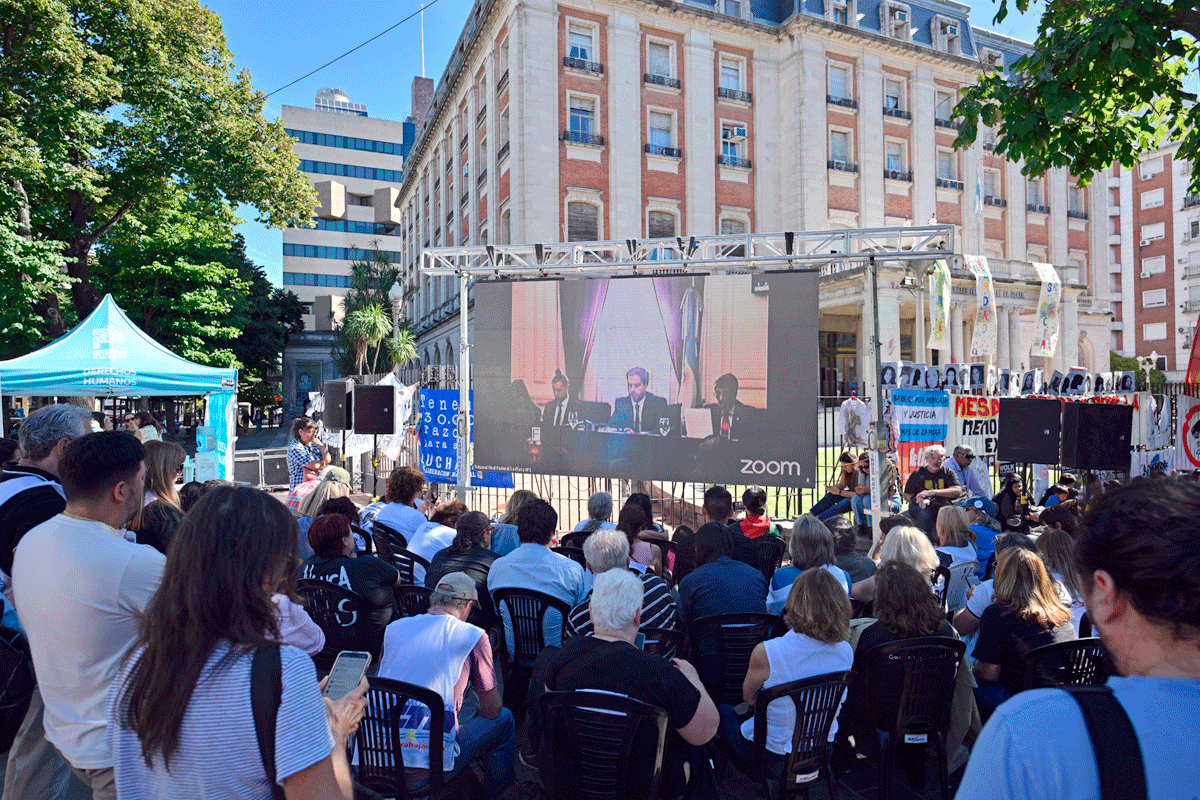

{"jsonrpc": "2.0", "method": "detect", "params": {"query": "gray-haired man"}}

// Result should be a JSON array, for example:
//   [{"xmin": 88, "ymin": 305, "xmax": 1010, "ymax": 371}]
[{"xmin": 0, "ymin": 404, "xmax": 91, "ymax": 800}]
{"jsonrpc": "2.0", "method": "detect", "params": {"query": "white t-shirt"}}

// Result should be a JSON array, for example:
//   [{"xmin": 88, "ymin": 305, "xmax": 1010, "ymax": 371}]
[
  {"xmin": 1050, "ymin": 572, "xmax": 1088, "ymax": 632},
  {"xmin": 937, "ymin": 543, "xmax": 977, "ymax": 567},
  {"xmin": 108, "ymin": 644, "xmax": 334, "ymax": 798},
  {"xmin": 13, "ymin": 513, "xmax": 166, "ymax": 769},
  {"xmin": 571, "ymin": 520, "xmax": 617, "ymax": 533},
  {"xmin": 406, "ymin": 523, "xmax": 457, "ymax": 583}
]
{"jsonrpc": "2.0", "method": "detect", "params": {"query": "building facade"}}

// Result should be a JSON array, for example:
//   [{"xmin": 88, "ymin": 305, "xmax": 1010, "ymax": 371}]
[
  {"xmin": 397, "ymin": 0, "xmax": 1112, "ymax": 402},
  {"xmin": 279, "ymin": 90, "xmax": 414, "ymax": 416},
  {"xmin": 1107, "ymin": 146, "xmax": 1200, "ymax": 378}
]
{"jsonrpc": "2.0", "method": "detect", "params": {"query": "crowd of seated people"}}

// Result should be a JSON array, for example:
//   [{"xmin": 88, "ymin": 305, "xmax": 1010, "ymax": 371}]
[{"xmin": 3, "ymin": 418, "xmax": 1193, "ymax": 800}]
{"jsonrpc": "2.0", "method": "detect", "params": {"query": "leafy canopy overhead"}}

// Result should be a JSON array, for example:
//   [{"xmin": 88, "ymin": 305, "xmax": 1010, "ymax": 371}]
[{"xmin": 955, "ymin": 0, "xmax": 1200, "ymax": 193}]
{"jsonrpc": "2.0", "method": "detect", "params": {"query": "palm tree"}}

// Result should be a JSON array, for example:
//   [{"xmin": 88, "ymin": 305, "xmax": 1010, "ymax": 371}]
[
  {"xmin": 387, "ymin": 327, "xmax": 418, "ymax": 374},
  {"xmin": 344, "ymin": 303, "xmax": 392, "ymax": 376}
]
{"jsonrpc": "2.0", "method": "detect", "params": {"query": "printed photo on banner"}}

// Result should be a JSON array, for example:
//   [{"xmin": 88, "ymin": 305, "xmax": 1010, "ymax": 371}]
[
  {"xmin": 943, "ymin": 363, "xmax": 961, "ymax": 392},
  {"xmin": 969, "ymin": 363, "xmax": 986, "ymax": 390},
  {"xmin": 924, "ymin": 366, "xmax": 941, "ymax": 390},
  {"xmin": 881, "ymin": 362, "xmax": 901, "ymax": 389}
]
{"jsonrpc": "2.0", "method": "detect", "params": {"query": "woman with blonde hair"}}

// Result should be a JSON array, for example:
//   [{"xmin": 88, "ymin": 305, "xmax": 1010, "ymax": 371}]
[
  {"xmin": 295, "ymin": 474, "xmax": 354, "ymax": 558},
  {"xmin": 971, "ymin": 547, "xmax": 1076, "ymax": 717},
  {"xmin": 767, "ymin": 515, "xmax": 851, "ymax": 614},
  {"xmin": 851, "ymin": 525, "xmax": 939, "ymax": 602},
  {"xmin": 719, "ymin": 567, "xmax": 853, "ymax": 786},
  {"xmin": 934, "ymin": 505, "xmax": 977, "ymax": 567},
  {"xmin": 1036, "ymin": 528, "xmax": 1087, "ymax": 631},
  {"xmin": 490, "ymin": 488, "xmax": 539, "ymax": 556},
  {"xmin": 127, "ymin": 440, "xmax": 186, "ymax": 553}
]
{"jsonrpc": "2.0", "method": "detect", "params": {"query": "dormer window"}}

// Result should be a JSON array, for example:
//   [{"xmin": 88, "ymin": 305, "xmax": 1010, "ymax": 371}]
[
  {"xmin": 825, "ymin": 0, "xmax": 855, "ymax": 26},
  {"xmin": 978, "ymin": 47, "xmax": 1005, "ymax": 71},
  {"xmin": 931, "ymin": 15, "xmax": 961, "ymax": 53},
  {"xmin": 880, "ymin": 1, "xmax": 911, "ymax": 41}
]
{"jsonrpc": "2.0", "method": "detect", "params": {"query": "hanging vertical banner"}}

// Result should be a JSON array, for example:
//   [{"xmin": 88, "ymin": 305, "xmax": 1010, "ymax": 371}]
[
  {"xmin": 1031, "ymin": 261, "xmax": 1061, "ymax": 358},
  {"xmin": 927, "ymin": 259, "xmax": 952, "ymax": 352},
  {"xmin": 963, "ymin": 255, "xmax": 996, "ymax": 357}
]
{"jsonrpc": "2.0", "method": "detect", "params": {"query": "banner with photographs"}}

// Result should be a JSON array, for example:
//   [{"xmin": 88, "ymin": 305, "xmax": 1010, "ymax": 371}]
[
  {"xmin": 1031, "ymin": 261, "xmax": 1062, "ymax": 358},
  {"xmin": 927, "ymin": 259, "xmax": 952, "ymax": 352},
  {"xmin": 963, "ymin": 255, "xmax": 996, "ymax": 357}
]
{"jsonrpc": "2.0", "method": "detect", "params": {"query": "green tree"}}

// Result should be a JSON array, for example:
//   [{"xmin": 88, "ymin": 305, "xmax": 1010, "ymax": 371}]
[
  {"xmin": 330, "ymin": 247, "xmax": 417, "ymax": 376},
  {"xmin": 954, "ymin": 0, "xmax": 1200, "ymax": 192},
  {"xmin": 0, "ymin": 205, "xmax": 72, "ymax": 358},
  {"xmin": 1111, "ymin": 351, "xmax": 1167, "ymax": 394},
  {"xmin": 0, "ymin": 0, "xmax": 316, "ymax": 336}
]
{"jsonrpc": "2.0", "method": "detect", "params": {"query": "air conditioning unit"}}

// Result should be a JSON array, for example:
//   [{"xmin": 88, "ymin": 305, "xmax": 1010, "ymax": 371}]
[
  {"xmin": 946, "ymin": 24, "xmax": 958, "ymax": 36},
  {"xmin": 1180, "ymin": 327, "xmax": 1191, "ymax": 335},
  {"xmin": 722, "ymin": 127, "xmax": 747, "ymax": 142},
  {"xmin": 1141, "ymin": 271, "xmax": 1152, "ymax": 278},
  {"xmin": 894, "ymin": 10, "xmax": 907, "ymax": 21},
  {"xmin": 1140, "ymin": 239, "xmax": 1152, "ymax": 247}
]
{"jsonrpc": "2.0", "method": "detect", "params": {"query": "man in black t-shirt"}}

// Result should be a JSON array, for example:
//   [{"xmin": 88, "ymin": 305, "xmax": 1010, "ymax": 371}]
[
  {"xmin": 544, "ymin": 570, "xmax": 718, "ymax": 798},
  {"xmin": 903, "ymin": 444, "xmax": 963, "ymax": 540}
]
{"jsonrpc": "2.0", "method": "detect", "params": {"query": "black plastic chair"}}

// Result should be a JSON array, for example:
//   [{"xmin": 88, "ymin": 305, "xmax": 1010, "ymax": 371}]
[
  {"xmin": 749, "ymin": 537, "xmax": 787, "ymax": 583},
  {"xmin": 1078, "ymin": 612, "xmax": 1093, "ymax": 637},
  {"xmin": 492, "ymin": 587, "xmax": 573, "ymax": 708},
  {"xmin": 560, "ymin": 530, "xmax": 591, "ymax": 550},
  {"xmin": 942, "ymin": 561, "xmax": 980, "ymax": 615},
  {"xmin": 688, "ymin": 612, "xmax": 786, "ymax": 706},
  {"xmin": 930, "ymin": 565, "xmax": 952, "ymax": 611},
  {"xmin": 744, "ymin": 671, "xmax": 856, "ymax": 800},
  {"xmin": 640, "ymin": 626, "xmax": 684, "ymax": 661},
  {"xmin": 1021, "ymin": 637, "xmax": 1110, "ymax": 690},
  {"xmin": 864, "ymin": 637, "xmax": 966, "ymax": 800},
  {"xmin": 540, "ymin": 689, "xmax": 669, "ymax": 800},
  {"xmin": 644, "ymin": 536, "xmax": 677, "ymax": 578},
  {"xmin": 355, "ymin": 676, "xmax": 474, "ymax": 799},
  {"xmin": 295, "ymin": 578, "xmax": 383, "ymax": 674},
  {"xmin": 395, "ymin": 584, "xmax": 432, "ymax": 618},
  {"xmin": 551, "ymin": 546, "xmax": 588, "ymax": 569},
  {"xmin": 352, "ymin": 522, "xmax": 375, "ymax": 556},
  {"xmin": 389, "ymin": 547, "xmax": 432, "ymax": 587},
  {"xmin": 371, "ymin": 520, "xmax": 409, "ymax": 565}
]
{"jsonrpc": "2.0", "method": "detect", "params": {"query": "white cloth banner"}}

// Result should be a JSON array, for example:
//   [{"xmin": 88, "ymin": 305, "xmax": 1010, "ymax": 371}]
[
  {"xmin": 1132, "ymin": 448, "xmax": 1173, "ymax": 478},
  {"xmin": 927, "ymin": 259, "xmax": 952, "ymax": 352},
  {"xmin": 1031, "ymin": 262, "xmax": 1061, "ymax": 358},
  {"xmin": 963, "ymin": 255, "xmax": 997, "ymax": 357},
  {"xmin": 1173, "ymin": 395, "xmax": 1200, "ymax": 471}
]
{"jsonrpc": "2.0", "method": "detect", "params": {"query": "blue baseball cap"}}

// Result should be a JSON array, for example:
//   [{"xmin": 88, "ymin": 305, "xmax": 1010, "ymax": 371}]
[{"xmin": 960, "ymin": 496, "xmax": 997, "ymax": 519}]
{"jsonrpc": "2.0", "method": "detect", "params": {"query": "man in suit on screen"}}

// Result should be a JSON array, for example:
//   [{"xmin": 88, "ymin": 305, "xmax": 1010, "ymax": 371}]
[
  {"xmin": 704, "ymin": 373, "xmax": 757, "ymax": 442},
  {"xmin": 540, "ymin": 370, "xmax": 580, "ymax": 427},
  {"xmin": 610, "ymin": 367, "xmax": 668, "ymax": 434}
]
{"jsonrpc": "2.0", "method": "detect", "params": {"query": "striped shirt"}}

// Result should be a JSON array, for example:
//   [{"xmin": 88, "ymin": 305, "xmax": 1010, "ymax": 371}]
[
  {"xmin": 108, "ymin": 643, "xmax": 334, "ymax": 798},
  {"xmin": 565, "ymin": 569, "xmax": 679, "ymax": 638}
]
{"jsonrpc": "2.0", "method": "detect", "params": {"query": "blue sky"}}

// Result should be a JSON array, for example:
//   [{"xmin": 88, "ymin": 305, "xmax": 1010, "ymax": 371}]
[{"xmin": 210, "ymin": 0, "xmax": 1043, "ymax": 285}]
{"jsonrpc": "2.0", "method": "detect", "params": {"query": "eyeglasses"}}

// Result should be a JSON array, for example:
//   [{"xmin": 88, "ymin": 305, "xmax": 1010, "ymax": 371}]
[
  {"xmin": 175, "ymin": 464, "xmax": 185, "ymax": 474},
  {"xmin": 964, "ymin": 454, "xmax": 975, "ymax": 461}
]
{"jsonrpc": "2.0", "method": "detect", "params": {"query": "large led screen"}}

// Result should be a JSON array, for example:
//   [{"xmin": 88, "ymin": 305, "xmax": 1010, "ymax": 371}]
[{"xmin": 473, "ymin": 272, "xmax": 818, "ymax": 487}]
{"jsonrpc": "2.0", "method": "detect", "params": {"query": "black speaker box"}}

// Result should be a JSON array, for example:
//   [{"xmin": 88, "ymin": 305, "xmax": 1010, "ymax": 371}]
[
  {"xmin": 323, "ymin": 380, "xmax": 353, "ymax": 430},
  {"xmin": 353, "ymin": 384, "xmax": 396, "ymax": 435},
  {"xmin": 261, "ymin": 454, "xmax": 290, "ymax": 487},
  {"xmin": 998, "ymin": 398, "xmax": 1061, "ymax": 464},
  {"xmin": 1061, "ymin": 402, "xmax": 1133, "ymax": 471}
]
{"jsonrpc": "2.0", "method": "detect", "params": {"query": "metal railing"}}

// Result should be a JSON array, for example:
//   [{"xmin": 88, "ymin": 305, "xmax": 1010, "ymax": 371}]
[
  {"xmin": 645, "ymin": 143, "xmax": 682, "ymax": 158},
  {"xmin": 497, "ymin": 70, "xmax": 509, "ymax": 93},
  {"xmin": 883, "ymin": 106, "xmax": 911, "ymax": 119},
  {"xmin": 476, "ymin": 105, "xmax": 487, "ymax": 126},
  {"xmin": 936, "ymin": 177, "xmax": 964, "ymax": 190},
  {"xmin": 718, "ymin": 154, "xmax": 752, "ymax": 169},
  {"xmin": 645, "ymin": 73, "xmax": 681, "ymax": 89},
  {"xmin": 884, "ymin": 169, "xmax": 912, "ymax": 182},
  {"xmin": 984, "ymin": 196, "xmax": 1006, "ymax": 207},
  {"xmin": 562, "ymin": 130, "xmax": 605, "ymax": 146},
  {"xmin": 718, "ymin": 86, "xmax": 753, "ymax": 103},
  {"xmin": 563, "ymin": 56, "xmax": 604, "ymax": 74},
  {"xmin": 497, "ymin": 141, "xmax": 509, "ymax": 161},
  {"xmin": 934, "ymin": 117, "xmax": 961, "ymax": 130},
  {"xmin": 1067, "ymin": 210, "xmax": 1088, "ymax": 220},
  {"xmin": 1027, "ymin": 203, "xmax": 1050, "ymax": 214},
  {"xmin": 827, "ymin": 95, "xmax": 858, "ymax": 109},
  {"xmin": 828, "ymin": 159, "xmax": 859, "ymax": 173}
]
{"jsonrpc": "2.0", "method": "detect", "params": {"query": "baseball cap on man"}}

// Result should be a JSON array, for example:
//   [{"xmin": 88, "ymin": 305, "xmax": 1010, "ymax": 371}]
[
  {"xmin": 435, "ymin": 572, "xmax": 478, "ymax": 602},
  {"xmin": 960, "ymin": 496, "xmax": 997, "ymax": 519}
]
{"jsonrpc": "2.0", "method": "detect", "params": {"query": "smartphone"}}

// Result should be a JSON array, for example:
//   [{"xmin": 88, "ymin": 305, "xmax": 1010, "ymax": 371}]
[
  {"xmin": 635, "ymin": 632, "xmax": 646, "ymax": 650},
  {"xmin": 322, "ymin": 650, "xmax": 372, "ymax": 698}
]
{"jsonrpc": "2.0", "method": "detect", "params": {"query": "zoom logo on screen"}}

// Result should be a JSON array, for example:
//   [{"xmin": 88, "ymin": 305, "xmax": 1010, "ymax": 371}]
[{"xmin": 740, "ymin": 459, "xmax": 802, "ymax": 476}]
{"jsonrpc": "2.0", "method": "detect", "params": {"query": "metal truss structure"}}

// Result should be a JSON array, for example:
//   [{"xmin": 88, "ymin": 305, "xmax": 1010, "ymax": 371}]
[{"xmin": 420, "ymin": 225, "xmax": 957, "ymax": 278}]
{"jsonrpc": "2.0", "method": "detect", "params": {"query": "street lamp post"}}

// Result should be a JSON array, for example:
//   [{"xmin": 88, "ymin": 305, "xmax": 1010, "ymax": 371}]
[{"xmin": 387, "ymin": 281, "xmax": 403, "ymax": 377}]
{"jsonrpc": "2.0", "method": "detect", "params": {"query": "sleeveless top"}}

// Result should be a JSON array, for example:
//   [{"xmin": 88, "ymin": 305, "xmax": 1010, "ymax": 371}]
[{"xmin": 739, "ymin": 630, "xmax": 853, "ymax": 754}]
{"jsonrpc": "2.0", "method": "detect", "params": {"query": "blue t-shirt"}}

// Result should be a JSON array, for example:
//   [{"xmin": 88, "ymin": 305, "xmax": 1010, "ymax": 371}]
[
  {"xmin": 956, "ymin": 675, "xmax": 1200, "ymax": 800},
  {"xmin": 969, "ymin": 523, "xmax": 996, "ymax": 579}
]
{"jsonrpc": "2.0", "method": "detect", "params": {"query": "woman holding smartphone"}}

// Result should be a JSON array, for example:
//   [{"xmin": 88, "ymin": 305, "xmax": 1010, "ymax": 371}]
[{"xmin": 107, "ymin": 486, "xmax": 368, "ymax": 799}]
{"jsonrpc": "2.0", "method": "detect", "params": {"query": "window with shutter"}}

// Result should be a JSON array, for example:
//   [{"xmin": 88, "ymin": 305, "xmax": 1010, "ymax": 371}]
[
  {"xmin": 886, "ymin": 141, "xmax": 903, "ymax": 171},
  {"xmin": 935, "ymin": 90, "xmax": 953, "ymax": 120},
  {"xmin": 569, "ymin": 97, "xmax": 594, "ymax": 135},
  {"xmin": 648, "ymin": 42, "xmax": 671, "ymax": 77},
  {"xmin": 569, "ymin": 24, "xmax": 593, "ymax": 61},
  {"xmin": 649, "ymin": 112, "xmax": 672, "ymax": 147},
  {"xmin": 720, "ymin": 218, "xmax": 747, "ymax": 256},
  {"xmin": 1027, "ymin": 180, "xmax": 1041, "ymax": 206},
  {"xmin": 937, "ymin": 150, "xmax": 955, "ymax": 180},
  {"xmin": 830, "ymin": 131, "xmax": 849, "ymax": 163},
  {"xmin": 720, "ymin": 58, "xmax": 741, "ymax": 90},
  {"xmin": 567, "ymin": 202, "xmax": 599, "ymax": 241},
  {"xmin": 830, "ymin": 66, "xmax": 848, "ymax": 99},
  {"xmin": 648, "ymin": 210, "xmax": 676, "ymax": 239},
  {"xmin": 884, "ymin": 78, "xmax": 903, "ymax": 109},
  {"xmin": 983, "ymin": 170, "xmax": 997, "ymax": 197}
]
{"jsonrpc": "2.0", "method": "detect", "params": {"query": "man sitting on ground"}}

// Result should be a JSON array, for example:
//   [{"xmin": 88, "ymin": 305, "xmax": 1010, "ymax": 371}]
[
  {"xmin": 564, "ymin": 529, "xmax": 678, "ymax": 638},
  {"xmin": 543, "ymin": 570, "xmax": 719, "ymax": 799},
  {"xmin": 377, "ymin": 572, "xmax": 514, "ymax": 800},
  {"xmin": 487, "ymin": 499, "xmax": 587, "ymax": 653},
  {"xmin": 958, "ymin": 475, "xmax": 1200, "ymax": 799}
]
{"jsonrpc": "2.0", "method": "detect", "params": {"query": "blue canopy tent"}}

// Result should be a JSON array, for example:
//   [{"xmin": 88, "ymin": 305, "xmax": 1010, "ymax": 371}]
[{"xmin": 0, "ymin": 295, "xmax": 238, "ymax": 478}]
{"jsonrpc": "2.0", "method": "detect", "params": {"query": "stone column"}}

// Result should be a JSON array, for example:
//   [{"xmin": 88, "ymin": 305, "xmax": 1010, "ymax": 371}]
[
  {"xmin": 950, "ymin": 303, "xmax": 965, "ymax": 365},
  {"xmin": 1009, "ymin": 308, "xmax": 1024, "ymax": 373},
  {"xmin": 997, "ymin": 306, "xmax": 1011, "ymax": 372}
]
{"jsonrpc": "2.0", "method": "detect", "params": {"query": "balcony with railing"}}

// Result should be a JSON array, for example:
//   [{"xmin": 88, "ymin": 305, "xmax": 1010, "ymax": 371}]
[
  {"xmin": 477, "ymin": 169, "xmax": 487, "ymax": 187},
  {"xmin": 934, "ymin": 117, "xmax": 961, "ymax": 130},
  {"xmin": 563, "ymin": 56, "xmax": 604, "ymax": 74},
  {"xmin": 1185, "ymin": 299, "xmax": 1200, "ymax": 313},
  {"xmin": 983, "ymin": 196, "xmax": 1007, "ymax": 208},
  {"xmin": 645, "ymin": 143, "xmax": 682, "ymax": 158},
  {"xmin": 883, "ymin": 168, "xmax": 912, "ymax": 182},
  {"xmin": 828, "ymin": 159, "xmax": 858, "ymax": 173},
  {"xmin": 1027, "ymin": 203, "xmax": 1050, "ymax": 214},
  {"xmin": 1183, "ymin": 263, "xmax": 1200, "ymax": 280},
  {"xmin": 476, "ymin": 105, "xmax": 487, "ymax": 126},
  {"xmin": 460, "ymin": 134, "xmax": 468, "ymax": 150},
  {"xmin": 1067, "ymin": 209, "xmax": 1088, "ymax": 220},
  {"xmin": 827, "ymin": 95, "xmax": 858, "ymax": 110},
  {"xmin": 497, "ymin": 141, "xmax": 509, "ymax": 161},
  {"xmin": 1185, "ymin": 194, "xmax": 1200, "ymax": 209},
  {"xmin": 936, "ymin": 177, "xmax": 963, "ymax": 190},
  {"xmin": 882, "ymin": 106, "xmax": 911, "ymax": 120},
  {"xmin": 561, "ymin": 130, "xmax": 605, "ymax": 146},
  {"xmin": 461, "ymin": 191, "xmax": 469, "ymax": 206},
  {"xmin": 717, "ymin": 86, "xmax": 753, "ymax": 103},
  {"xmin": 446, "ymin": 211, "xmax": 454, "ymax": 224},
  {"xmin": 644, "ymin": 73, "xmax": 681, "ymax": 89},
  {"xmin": 497, "ymin": 69, "xmax": 509, "ymax": 93},
  {"xmin": 718, "ymin": 154, "xmax": 752, "ymax": 169}
]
